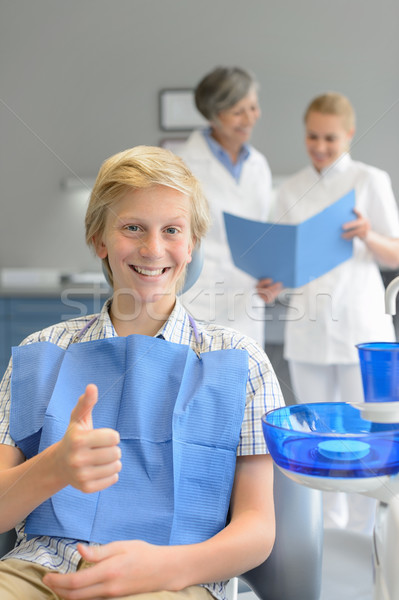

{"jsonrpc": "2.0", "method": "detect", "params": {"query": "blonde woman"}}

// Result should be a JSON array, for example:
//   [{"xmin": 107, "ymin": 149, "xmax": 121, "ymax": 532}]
[{"xmin": 274, "ymin": 92, "xmax": 399, "ymax": 533}]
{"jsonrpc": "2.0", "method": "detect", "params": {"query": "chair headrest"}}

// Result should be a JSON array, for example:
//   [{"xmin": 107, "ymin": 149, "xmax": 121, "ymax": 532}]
[{"xmin": 181, "ymin": 243, "xmax": 203, "ymax": 294}]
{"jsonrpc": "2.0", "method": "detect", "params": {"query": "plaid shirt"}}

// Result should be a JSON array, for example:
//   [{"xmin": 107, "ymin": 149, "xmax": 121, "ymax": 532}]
[{"xmin": 0, "ymin": 298, "xmax": 284, "ymax": 600}]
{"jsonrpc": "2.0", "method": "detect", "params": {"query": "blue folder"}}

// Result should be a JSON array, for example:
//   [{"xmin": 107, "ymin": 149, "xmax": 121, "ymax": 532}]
[{"xmin": 223, "ymin": 189, "xmax": 355, "ymax": 288}]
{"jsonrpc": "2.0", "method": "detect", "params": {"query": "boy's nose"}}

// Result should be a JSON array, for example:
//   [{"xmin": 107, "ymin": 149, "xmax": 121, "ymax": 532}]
[{"xmin": 140, "ymin": 233, "xmax": 163, "ymax": 258}]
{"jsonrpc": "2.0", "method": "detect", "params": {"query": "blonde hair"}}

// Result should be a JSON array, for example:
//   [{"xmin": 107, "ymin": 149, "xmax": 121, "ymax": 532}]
[
  {"xmin": 304, "ymin": 92, "xmax": 355, "ymax": 132},
  {"xmin": 85, "ymin": 145, "xmax": 210, "ymax": 287}
]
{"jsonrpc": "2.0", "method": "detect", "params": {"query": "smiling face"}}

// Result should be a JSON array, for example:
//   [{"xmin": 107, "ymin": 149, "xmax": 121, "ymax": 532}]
[
  {"xmin": 210, "ymin": 87, "xmax": 261, "ymax": 154},
  {"xmin": 305, "ymin": 111, "xmax": 354, "ymax": 172},
  {"xmin": 95, "ymin": 185, "xmax": 193, "ymax": 320}
]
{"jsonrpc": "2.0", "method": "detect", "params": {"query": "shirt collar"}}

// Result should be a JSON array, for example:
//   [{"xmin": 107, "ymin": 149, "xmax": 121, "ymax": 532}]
[
  {"xmin": 95, "ymin": 297, "xmax": 192, "ymax": 345},
  {"xmin": 203, "ymin": 128, "xmax": 251, "ymax": 162},
  {"xmin": 155, "ymin": 298, "xmax": 192, "ymax": 344},
  {"xmin": 202, "ymin": 128, "xmax": 250, "ymax": 182},
  {"xmin": 317, "ymin": 152, "xmax": 352, "ymax": 178},
  {"xmin": 95, "ymin": 297, "xmax": 118, "ymax": 338}
]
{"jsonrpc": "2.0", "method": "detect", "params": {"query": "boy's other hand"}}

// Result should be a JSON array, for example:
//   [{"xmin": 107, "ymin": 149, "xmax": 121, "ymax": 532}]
[
  {"xmin": 43, "ymin": 540, "xmax": 175, "ymax": 599},
  {"xmin": 55, "ymin": 384, "xmax": 121, "ymax": 494}
]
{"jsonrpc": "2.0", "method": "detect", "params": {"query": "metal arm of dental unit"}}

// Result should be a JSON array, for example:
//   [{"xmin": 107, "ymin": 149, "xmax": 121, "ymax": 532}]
[{"xmin": 385, "ymin": 275, "xmax": 399, "ymax": 315}]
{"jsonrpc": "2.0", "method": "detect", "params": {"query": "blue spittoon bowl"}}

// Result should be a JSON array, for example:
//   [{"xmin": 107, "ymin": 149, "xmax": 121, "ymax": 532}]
[{"xmin": 262, "ymin": 402, "xmax": 399, "ymax": 478}]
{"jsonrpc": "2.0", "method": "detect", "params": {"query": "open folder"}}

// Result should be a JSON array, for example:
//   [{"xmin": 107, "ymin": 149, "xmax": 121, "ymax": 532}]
[{"xmin": 223, "ymin": 189, "xmax": 355, "ymax": 288}]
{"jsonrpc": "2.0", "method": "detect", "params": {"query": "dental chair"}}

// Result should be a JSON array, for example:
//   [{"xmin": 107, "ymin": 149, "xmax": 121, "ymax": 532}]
[
  {"xmin": 0, "ymin": 528, "xmax": 16, "ymax": 558},
  {"xmin": 0, "ymin": 465, "xmax": 323, "ymax": 600},
  {"xmin": 236, "ymin": 464, "xmax": 323, "ymax": 600}
]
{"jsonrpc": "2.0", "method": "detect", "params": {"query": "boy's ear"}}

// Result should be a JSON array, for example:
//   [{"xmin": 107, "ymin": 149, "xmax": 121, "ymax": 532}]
[
  {"xmin": 92, "ymin": 234, "xmax": 108, "ymax": 259},
  {"xmin": 186, "ymin": 237, "xmax": 197, "ymax": 265}
]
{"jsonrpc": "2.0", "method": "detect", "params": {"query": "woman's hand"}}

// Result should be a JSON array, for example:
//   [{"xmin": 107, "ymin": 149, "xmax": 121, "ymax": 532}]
[
  {"xmin": 256, "ymin": 278, "xmax": 283, "ymax": 304},
  {"xmin": 342, "ymin": 209, "xmax": 399, "ymax": 268},
  {"xmin": 342, "ymin": 208, "xmax": 371, "ymax": 240},
  {"xmin": 55, "ymin": 384, "xmax": 122, "ymax": 494}
]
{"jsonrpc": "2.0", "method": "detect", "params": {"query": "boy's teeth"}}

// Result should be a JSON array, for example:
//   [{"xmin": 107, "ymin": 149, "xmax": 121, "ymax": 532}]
[{"xmin": 134, "ymin": 266, "xmax": 164, "ymax": 276}]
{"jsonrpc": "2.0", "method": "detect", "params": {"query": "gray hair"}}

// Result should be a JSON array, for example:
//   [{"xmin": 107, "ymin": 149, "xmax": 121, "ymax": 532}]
[{"xmin": 195, "ymin": 67, "xmax": 258, "ymax": 122}]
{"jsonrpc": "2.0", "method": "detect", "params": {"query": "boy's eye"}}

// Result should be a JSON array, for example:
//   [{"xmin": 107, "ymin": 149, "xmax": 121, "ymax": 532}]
[
  {"xmin": 165, "ymin": 227, "xmax": 178, "ymax": 234},
  {"xmin": 125, "ymin": 225, "xmax": 140, "ymax": 232}
]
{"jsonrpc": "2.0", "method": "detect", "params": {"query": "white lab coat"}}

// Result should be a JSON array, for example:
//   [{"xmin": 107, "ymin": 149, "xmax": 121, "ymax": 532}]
[
  {"xmin": 273, "ymin": 154, "xmax": 399, "ymax": 364},
  {"xmin": 179, "ymin": 130, "xmax": 272, "ymax": 347}
]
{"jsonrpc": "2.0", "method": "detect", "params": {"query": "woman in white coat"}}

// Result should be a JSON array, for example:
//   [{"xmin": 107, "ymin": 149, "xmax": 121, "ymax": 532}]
[
  {"xmin": 179, "ymin": 67, "xmax": 281, "ymax": 348},
  {"xmin": 273, "ymin": 92, "xmax": 399, "ymax": 533}
]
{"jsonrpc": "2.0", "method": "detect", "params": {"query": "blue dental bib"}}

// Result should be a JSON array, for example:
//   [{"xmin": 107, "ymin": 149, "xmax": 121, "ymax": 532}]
[{"xmin": 10, "ymin": 334, "xmax": 248, "ymax": 546}]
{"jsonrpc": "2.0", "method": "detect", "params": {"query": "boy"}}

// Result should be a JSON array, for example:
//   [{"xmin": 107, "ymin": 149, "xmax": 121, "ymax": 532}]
[{"xmin": 0, "ymin": 146, "xmax": 284, "ymax": 599}]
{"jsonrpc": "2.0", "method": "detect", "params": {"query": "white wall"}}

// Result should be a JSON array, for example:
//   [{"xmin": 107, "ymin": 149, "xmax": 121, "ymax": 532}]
[{"xmin": 1, "ymin": 0, "xmax": 398, "ymax": 272}]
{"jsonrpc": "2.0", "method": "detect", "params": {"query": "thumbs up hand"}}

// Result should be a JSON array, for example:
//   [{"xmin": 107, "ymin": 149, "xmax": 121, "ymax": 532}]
[{"xmin": 55, "ymin": 384, "xmax": 121, "ymax": 494}]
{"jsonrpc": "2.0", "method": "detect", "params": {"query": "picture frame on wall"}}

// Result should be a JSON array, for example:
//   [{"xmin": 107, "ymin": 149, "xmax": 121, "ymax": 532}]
[{"xmin": 159, "ymin": 88, "xmax": 207, "ymax": 131}]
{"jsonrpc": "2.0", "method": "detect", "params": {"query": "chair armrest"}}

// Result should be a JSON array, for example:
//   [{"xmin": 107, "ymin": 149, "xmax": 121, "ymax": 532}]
[{"xmin": 0, "ymin": 529, "xmax": 17, "ymax": 558}]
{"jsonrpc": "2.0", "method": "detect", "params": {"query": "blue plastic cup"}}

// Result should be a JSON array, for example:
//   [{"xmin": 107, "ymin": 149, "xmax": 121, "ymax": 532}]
[{"xmin": 357, "ymin": 342, "xmax": 399, "ymax": 403}]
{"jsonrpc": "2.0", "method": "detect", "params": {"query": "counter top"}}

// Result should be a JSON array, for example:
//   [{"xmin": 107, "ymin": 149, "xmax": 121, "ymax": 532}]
[{"xmin": 0, "ymin": 283, "xmax": 111, "ymax": 298}]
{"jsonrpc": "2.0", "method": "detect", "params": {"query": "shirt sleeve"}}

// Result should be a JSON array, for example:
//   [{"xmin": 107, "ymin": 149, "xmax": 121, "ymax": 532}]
[
  {"xmin": 0, "ymin": 360, "xmax": 16, "ymax": 447},
  {"xmin": 237, "ymin": 341, "xmax": 285, "ymax": 456},
  {"xmin": 362, "ymin": 168, "xmax": 399, "ymax": 238},
  {"xmin": 0, "ymin": 326, "xmax": 67, "ymax": 448}
]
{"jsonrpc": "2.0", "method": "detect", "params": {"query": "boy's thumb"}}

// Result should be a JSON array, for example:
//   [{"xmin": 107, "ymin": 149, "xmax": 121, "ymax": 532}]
[
  {"xmin": 77, "ymin": 542, "xmax": 108, "ymax": 563},
  {"xmin": 69, "ymin": 384, "xmax": 98, "ymax": 430}
]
